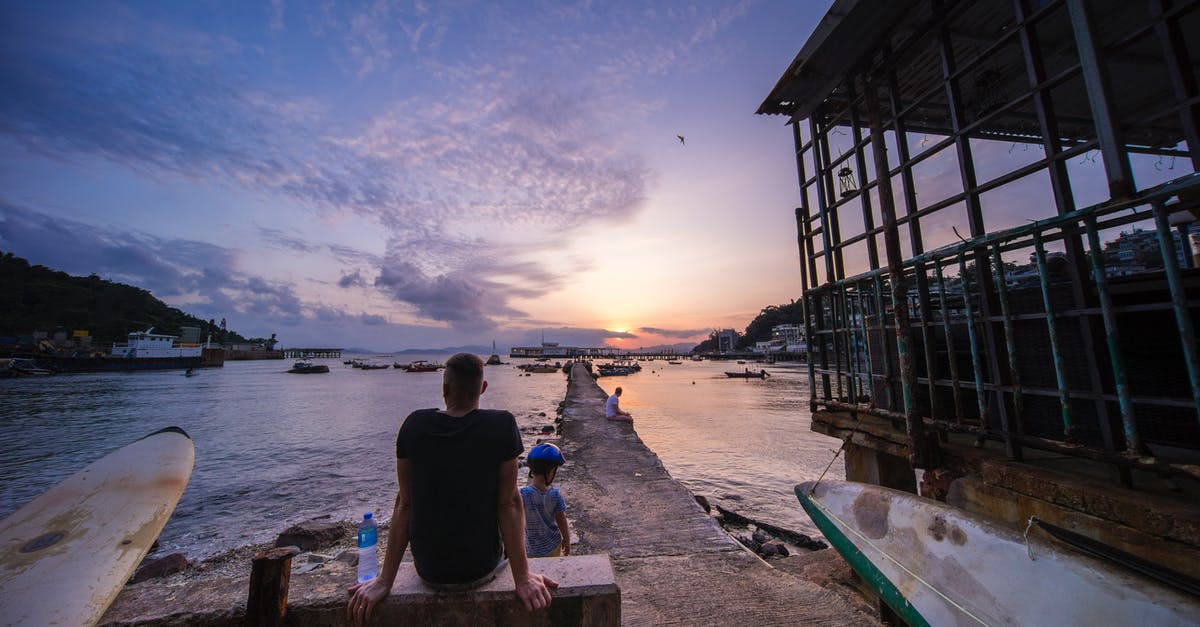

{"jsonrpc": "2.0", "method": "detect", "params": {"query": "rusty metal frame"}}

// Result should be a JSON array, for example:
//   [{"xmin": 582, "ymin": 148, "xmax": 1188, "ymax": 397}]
[{"xmin": 785, "ymin": 0, "xmax": 1200, "ymax": 480}]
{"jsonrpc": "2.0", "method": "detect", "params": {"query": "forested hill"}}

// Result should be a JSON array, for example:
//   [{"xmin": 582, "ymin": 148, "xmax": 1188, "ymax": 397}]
[
  {"xmin": 0, "ymin": 251, "xmax": 250, "ymax": 344},
  {"xmin": 692, "ymin": 300, "xmax": 803, "ymax": 352}
]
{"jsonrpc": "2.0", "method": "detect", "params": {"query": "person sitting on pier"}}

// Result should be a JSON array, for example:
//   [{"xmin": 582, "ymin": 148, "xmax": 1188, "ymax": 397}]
[
  {"xmin": 521, "ymin": 443, "xmax": 571, "ymax": 558},
  {"xmin": 346, "ymin": 353, "xmax": 558, "ymax": 625},
  {"xmin": 605, "ymin": 387, "xmax": 633, "ymax": 422}
]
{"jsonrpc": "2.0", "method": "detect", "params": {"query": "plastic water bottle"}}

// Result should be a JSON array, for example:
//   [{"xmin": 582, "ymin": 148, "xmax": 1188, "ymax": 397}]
[{"xmin": 357, "ymin": 512, "xmax": 378, "ymax": 583}]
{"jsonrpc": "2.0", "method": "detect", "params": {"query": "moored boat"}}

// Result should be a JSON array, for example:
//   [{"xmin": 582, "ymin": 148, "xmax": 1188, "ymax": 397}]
[
  {"xmin": 396, "ymin": 360, "xmax": 440, "ymax": 372},
  {"xmin": 725, "ymin": 369, "xmax": 769, "ymax": 379},
  {"xmin": 0, "ymin": 358, "xmax": 54, "ymax": 377},
  {"xmin": 796, "ymin": 481, "xmax": 1200, "ymax": 626},
  {"xmin": 33, "ymin": 328, "xmax": 204, "ymax": 372},
  {"xmin": 518, "ymin": 363, "xmax": 561, "ymax": 374},
  {"xmin": 596, "ymin": 364, "xmax": 636, "ymax": 377},
  {"xmin": 287, "ymin": 360, "xmax": 329, "ymax": 374}
]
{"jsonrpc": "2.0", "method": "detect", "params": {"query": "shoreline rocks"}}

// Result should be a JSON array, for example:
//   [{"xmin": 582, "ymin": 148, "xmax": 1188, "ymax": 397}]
[
  {"xmin": 706, "ymin": 500, "xmax": 829, "ymax": 559},
  {"xmin": 130, "ymin": 553, "xmax": 189, "ymax": 584},
  {"xmin": 274, "ymin": 518, "xmax": 349, "ymax": 552}
]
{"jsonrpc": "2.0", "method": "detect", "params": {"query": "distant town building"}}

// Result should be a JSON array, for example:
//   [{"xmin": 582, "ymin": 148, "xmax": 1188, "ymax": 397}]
[{"xmin": 716, "ymin": 329, "xmax": 738, "ymax": 353}]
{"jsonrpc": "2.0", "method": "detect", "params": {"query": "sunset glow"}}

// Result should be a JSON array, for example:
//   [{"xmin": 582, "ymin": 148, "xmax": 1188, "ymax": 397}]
[
  {"xmin": 1, "ymin": 2, "xmax": 1148, "ymax": 353},
  {"xmin": 0, "ymin": 1, "xmax": 831, "ymax": 351}
]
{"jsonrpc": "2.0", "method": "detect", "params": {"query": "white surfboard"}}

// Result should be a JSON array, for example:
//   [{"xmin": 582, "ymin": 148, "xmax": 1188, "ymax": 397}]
[
  {"xmin": 796, "ymin": 480, "xmax": 1200, "ymax": 627},
  {"xmin": 0, "ymin": 426, "xmax": 195, "ymax": 626}
]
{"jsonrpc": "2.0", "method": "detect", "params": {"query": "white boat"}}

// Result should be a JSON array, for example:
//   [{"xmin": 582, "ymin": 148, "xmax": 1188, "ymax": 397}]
[
  {"xmin": 0, "ymin": 358, "xmax": 54, "ymax": 377},
  {"xmin": 796, "ymin": 481, "xmax": 1200, "ymax": 626},
  {"xmin": 287, "ymin": 360, "xmax": 329, "ymax": 374},
  {"xmin": 110, "ymin": 328, "xmax": 201, "ymax": 359}
]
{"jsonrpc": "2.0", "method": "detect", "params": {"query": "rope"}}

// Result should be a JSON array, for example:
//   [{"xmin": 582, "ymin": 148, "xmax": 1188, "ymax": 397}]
[
  {"xmin": 1023, "ymin": 516, "xmax": 1038, "ymax": 561},
  {"xmin": 809, "ymin": 494, "xmax": 992, "ymax": 626},
  {"xmin": 810, "ymin": 414, "xmax": 862, "ymax": 493}
]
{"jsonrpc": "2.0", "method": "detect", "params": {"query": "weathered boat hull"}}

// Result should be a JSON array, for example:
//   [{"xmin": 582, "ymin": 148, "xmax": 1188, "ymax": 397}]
[
  {"xmin": 795, "ymin": 480, "xmax": 1200, "ymax": 626},
  {"xmin": 33, "ymin": 355, "xmax": 204, "ymax": 372}
]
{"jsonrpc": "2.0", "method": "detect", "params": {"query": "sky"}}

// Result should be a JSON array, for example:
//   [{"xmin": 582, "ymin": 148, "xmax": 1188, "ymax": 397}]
[{"xmin": 0, "ymin": 0, "xmax": 832, "ymax": 351}]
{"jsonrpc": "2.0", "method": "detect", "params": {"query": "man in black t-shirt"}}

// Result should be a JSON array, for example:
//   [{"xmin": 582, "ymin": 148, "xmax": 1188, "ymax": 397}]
[{"xmin": 347, "ymin": 353, "xmax": 558, "ymax": 625}]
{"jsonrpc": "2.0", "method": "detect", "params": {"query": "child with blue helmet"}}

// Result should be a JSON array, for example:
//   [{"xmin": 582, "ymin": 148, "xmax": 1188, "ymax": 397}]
[{"xmin": 520, "ymin": 443, "xmax": 571, "ymax": 558}]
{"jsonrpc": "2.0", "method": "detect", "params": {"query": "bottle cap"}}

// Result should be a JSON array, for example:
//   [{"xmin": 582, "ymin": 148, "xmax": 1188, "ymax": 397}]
[{"xmin": 364, "ymin": 512, "xmax": 373, "ymax": 520}]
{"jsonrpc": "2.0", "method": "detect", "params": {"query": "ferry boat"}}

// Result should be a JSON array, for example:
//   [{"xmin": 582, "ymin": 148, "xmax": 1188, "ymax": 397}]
[
  {"xmin": 94, "ymin": 328, "xmax": 204, "ymax": 371},
  {"xmin": 111, "ymin": 329, "xmax": 202, "ymax": 359}
]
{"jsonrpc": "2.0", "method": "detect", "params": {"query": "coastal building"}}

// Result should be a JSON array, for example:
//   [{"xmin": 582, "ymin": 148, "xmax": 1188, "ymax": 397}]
[
  {"xmin": 715, "ymin": 329, "xmax": 738, "ymax": 353},
  {"xmin": 771, "ymin": 323, "xmax": 806, "ymax": 352},
  {"xmin": 760, "ymin": 0, "xmax": 1199, "ymax": 619}
]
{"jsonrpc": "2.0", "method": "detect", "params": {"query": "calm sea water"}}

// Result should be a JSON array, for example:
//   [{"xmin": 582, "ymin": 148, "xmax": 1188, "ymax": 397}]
[
  {"xmin": 0, "ymin": 356, "xmax": 842, "ymax": 560},
  {"xmin": 609, "ymin": 359, "xmax": 844, "ymax": 537}
]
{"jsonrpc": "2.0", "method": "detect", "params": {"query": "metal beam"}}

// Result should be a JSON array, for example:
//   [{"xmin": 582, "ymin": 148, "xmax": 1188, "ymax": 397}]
[{"xmin": 1066, "ymin": 0, "xmax": 1135, "ymax": 198}]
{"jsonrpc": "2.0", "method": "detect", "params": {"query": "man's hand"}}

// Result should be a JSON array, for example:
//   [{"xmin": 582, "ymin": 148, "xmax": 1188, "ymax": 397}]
[
  {"xmin": 560, "ymin": 536, "xmax": 571, "ymax": 556},
  {"xmin": 514, "ymin": 571, "xmax": 559, "ymax": 611},
  {"xmin": 346, "ymin": 577, "xmax": 390, "ymax": 626}
]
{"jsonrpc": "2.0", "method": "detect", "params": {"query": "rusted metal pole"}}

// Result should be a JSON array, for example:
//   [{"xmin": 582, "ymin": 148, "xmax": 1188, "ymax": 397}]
[
  {"xmin": 864, "ymin": 77, "xmax": 929, "ymax": 468},
  {"xmin": 991, "ymin": 244, "xmax": 1024, "ymax": 426},
  {"xmin": 246, "ymin": 545, "xmax": 299, "ymax": 627},
  {"xmin": 1032, "ymin": 231, "xmax": 1075, "ymax": 442},
  {"xmin": 934, "ymin": 263, "xmax": 965, "ymax": 425},
  {"xmin": 957, "ymin": 253, "xmax": 991, "ymax": 428},
  {"xmin": 1083, "ymin": 213, "xmax": 1142, "ymax": 455},
  {"xmin": 1152, "ymin": 201, "xmax": 1200, "ymax": 424}
]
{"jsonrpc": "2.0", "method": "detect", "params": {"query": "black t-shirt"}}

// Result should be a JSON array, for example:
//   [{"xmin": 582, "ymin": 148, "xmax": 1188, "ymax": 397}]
[{"xmin": 395, "ymin": 408, "xmax": 523, "ymax": 584}]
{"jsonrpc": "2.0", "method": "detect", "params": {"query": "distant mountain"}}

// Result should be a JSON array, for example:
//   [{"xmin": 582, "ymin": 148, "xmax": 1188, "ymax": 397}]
[
  {"xmin": 341, "ymin": 347, "xmax": 380, "ymax": 355},
  {"xmin": 392, "ymin": 345, "xmax": 497, "ymax": 355}
]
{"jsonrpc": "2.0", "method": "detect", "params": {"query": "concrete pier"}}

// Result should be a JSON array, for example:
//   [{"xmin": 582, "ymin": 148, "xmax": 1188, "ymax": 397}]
[{"xmin": 556, "ymin": 363, "xmax": 875, "ymax": 625}]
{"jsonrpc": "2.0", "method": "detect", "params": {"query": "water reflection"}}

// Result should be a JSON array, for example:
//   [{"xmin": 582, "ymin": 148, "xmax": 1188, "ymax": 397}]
[{"xmin": 0, "ymin": 357, "xmax": 843, "ymax": 557}]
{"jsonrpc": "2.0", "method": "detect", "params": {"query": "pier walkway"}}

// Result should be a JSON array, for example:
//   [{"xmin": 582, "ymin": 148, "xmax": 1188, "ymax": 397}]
[{"xmin": 557, "ymin": 363, "xmax": 874, "ymax": 625}]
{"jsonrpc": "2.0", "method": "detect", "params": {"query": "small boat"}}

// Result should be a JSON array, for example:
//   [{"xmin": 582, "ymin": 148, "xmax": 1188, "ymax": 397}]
[
  {"xmin": 725, "ymin": 369, "xmax": 769, "ymax": 379},
  {"xmin": 736, "ymin": 360, "xmax": 746, "ymax": 364},
  {"xmin": 667, "ymin": 360, "xmax": 682, "ymax": 365},
  {"xmin": 287, "ymin": 360, "xmax": 329, "ymax": 374},
  {"xmin": 518, "ymin": 363, "xmax": 561, "ymax": 374},
  {"xmin": 596, "ymin": 360, "xmax": 641, "ymax": 377},
  {"xmin": 796, "ymin": 481, "xmax": 1200, "ymax": 625},
  {"xmin": 0, "ymin": 358, "xmax": 54, "ymax": 377},
  {"xmin": 359, "ymin": 362, "xmax": 390, "ymax": 370},
  {"xmin": 396, "ymin": 360, "xmax": 440, "ymax": 372}
]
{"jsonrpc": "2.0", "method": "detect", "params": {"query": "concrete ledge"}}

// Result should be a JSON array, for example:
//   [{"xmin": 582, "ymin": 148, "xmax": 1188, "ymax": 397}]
[{"xmin": 286, "ymin": 554, "xmax": 620, "ymax": 626}]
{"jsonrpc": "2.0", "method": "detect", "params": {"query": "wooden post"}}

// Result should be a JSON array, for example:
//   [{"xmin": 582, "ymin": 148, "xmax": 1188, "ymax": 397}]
[{"xmin": 246, "ymin": 545, "xmax": 299, "ymax": 626}]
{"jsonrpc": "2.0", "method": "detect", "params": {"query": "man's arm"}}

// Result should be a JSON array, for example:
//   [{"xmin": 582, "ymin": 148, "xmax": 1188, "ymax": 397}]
[
  {"xmin": 496, "ymin": 458, "xmax": 558, "ymax": 610},
  {"xmin": 347, "ymin": 459, "xmax": 413, "ymax": 625}
]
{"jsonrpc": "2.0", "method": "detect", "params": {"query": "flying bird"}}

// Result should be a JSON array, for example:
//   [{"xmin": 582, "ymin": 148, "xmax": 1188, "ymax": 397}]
[{"xmin": 676, "ymin": 134, "xmax": 685, "ymax": 146}]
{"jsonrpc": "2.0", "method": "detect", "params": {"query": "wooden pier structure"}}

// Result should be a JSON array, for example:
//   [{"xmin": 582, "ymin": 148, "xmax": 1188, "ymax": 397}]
[{"xmin": 281, "ymin": 348, "xmax": 342, "ymax": 359}]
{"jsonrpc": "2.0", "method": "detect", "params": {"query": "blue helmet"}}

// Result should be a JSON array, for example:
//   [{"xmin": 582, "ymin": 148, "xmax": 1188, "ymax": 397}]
[{"xmin": 528, "ymin": 443, "xmax": 565, "ymax": 465}]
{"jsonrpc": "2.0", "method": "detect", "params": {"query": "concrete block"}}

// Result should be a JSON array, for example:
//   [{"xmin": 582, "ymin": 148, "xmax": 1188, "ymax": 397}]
[{"xmin": 288, "ymin": 554, "xmax": 620, "ymax": 626}]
